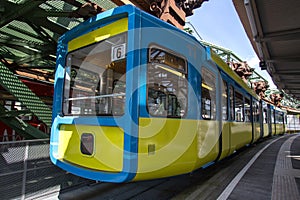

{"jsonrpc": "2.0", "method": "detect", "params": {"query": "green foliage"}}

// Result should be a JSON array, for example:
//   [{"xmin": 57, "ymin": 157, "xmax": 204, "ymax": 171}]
[{"xmin": 184, "ymin": 27, "xmax": 193, "ymax": 34}]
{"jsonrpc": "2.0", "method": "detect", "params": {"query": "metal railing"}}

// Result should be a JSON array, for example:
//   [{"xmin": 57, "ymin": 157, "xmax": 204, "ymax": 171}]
[{"xmin": 0, "ymin": 139, "xmax": 89, "ymax": 200}]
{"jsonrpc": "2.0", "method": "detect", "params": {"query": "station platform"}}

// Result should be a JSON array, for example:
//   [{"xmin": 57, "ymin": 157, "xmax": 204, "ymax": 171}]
[
  {"xmin": 44, "ymin": 133, "xmax": 300, "ymax": 200},
  {"xmin": 176, "ymin": 133, "xmax": 300, "ymax": 200},
  {"xmin": 216, "ymin": 133, "xmax": 300, "ymax": 200}
]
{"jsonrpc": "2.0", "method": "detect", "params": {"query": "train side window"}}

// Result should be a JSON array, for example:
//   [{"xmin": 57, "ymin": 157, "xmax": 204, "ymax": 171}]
[
  {"xmin": 229, "ymin": 86, "xmax": 234, "ymax": 120},
  {"xmin": 234, "ymin": 91, "xmax": 244, "ymax": 122},
  {"xmin": 147, "ymin": 47, "xmax": 187, "ymax": 117},
  {"xmin": 222, "ymin": 80, "xmax": 228, "ymax": 120},
  {"xmin": 244, "ymin": 97, "xmax": 251, "ymax": 122},
  {"xmin": 201, "ymin": 67, "xmax": 216, "ymax": 120}
]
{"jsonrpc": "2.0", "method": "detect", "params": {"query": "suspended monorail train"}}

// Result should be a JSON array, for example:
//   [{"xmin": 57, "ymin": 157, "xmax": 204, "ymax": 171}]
[{"xmin": 50, "ymin": 5, "xmax": 286, "ymax": 183}]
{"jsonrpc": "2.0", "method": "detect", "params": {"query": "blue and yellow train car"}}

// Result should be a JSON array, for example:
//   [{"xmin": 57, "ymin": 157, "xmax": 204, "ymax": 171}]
[
  {"xmin": 50, "ymin": 5, "xmax": 282, "ymax": 183},
  {"xmin": 274, "ymin": 108, "xmax": 286, "ymax": 135}
]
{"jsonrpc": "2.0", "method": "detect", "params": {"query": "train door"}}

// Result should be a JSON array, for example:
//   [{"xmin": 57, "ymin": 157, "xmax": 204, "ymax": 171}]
[
  {"xmin": 230, "ymin": 87, "xmax": 252, "ymax": 149},
  {"xmin": 261, "ymin": 101, "xmax": 269, "ymax": 138},
  {"xmin": 267, "ymin": 104, "xmax": 272, "ymax": 136},
  {"xmin": 252, "ymin": 99, "xmax": 261, "ymax": 140},
  {"xmin": 274, "ymin": 110, "xmax": 285, "ymax": 135},
  {"xmin": 270, "ymin": 106, "xmax": 276, "ymax": 135},
  {"xmin": 218, "ymin": 76, "xmax": 231, "ymax": 160},
  {"xmin": 200, "ymin": 64, "xmax": 222, "ymax": 164},
  {"xmin": 135, "ymin": 17, "xmax": 206, "ymax": 178},
  {"xmin": 263, "ymin": 107, "xmax": 268, "ymax": 137},
  {"xmin": 259, "ymin": 100, "xmax": 264, "ymax": 138},
  {"xmin": 245, "ymin": 95, "xmax": 257, "ymax": 142}
]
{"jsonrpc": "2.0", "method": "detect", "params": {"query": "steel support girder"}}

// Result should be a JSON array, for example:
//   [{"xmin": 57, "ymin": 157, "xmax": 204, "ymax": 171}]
[
  {"xmin": 0, "ymin": 105, "xmax": 49, "ymax": 139},
  {"xmin": 0, "ymin": 62, "xmax": 52, "ymax": 127},
  {"xmin": 0, "ymin": 0, "xmax": 46, "ymax": 27},
  {"xmin": 266, "ymin": 56, "xmax": 300, "ymax": 63},
  {"xmin": 255, "ymin": 28, "xmax": 300, "ymax": 42}
]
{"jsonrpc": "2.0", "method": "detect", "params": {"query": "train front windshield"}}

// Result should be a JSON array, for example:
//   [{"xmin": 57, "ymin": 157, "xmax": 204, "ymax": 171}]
[{"xmin": 63, "ymin": 32, "xmax": 127, "ymax": 116}]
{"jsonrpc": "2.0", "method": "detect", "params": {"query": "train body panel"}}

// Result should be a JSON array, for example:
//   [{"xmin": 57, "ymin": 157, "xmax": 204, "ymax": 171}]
[
  {"xmin": 134, "ymin": 118, "xmax": 219, "ymax": 181},
  {"xmin": 263, "ymin": 123, "xmax": 269, "ymax": 137},
  {"xmin": 219, "ymin": 122, "xmax": 231, "ymax": 160},
  {"xmin": 274, "ymin": 108, "xmax": 286, "ymax": 135},
  {"xmin": 272, "ymin": 124, "xmax": 276, "ymax": 135},
  {"xmin": 57, "ymin": 124, "xmax": 124, "ymax": 172},
  {"xmin": 275, "ymin": 124, "xmax": 285, "ymax": 135},
  {"xmin": 50, "ymin": 5, "xmax": 289, "ymax": 183},
  {"xmin": 253, "ymin": 122, "xmax": 261, "ymax": 142},
  {"xmin": 230, "ymin": 122, "xmax": 252, "ymax": 150}
]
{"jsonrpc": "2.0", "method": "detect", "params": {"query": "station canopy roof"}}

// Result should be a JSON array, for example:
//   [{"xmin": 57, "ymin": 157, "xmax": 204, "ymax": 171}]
[{"xmin": 233, "ymin": 0, "xmax": 300, "ymax": 101}]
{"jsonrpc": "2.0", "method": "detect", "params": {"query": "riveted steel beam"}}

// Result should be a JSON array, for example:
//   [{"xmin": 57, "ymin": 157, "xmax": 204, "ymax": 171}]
[
  {"xmin": 0, "ymin": 62, "xmax": 52, "ymax": 127},
  {"xmin": 0, "ymin": 105, "xmax": 49, "ymax": 139},
  {"xmin": 0, "ymin": 0, "xmax": 46, "ymax": 27}
]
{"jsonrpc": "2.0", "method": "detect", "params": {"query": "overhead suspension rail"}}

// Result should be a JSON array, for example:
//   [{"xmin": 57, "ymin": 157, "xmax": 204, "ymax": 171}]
[{"xmin": 69, "ymin": 0, "xmax": 209, "ymax": 29}]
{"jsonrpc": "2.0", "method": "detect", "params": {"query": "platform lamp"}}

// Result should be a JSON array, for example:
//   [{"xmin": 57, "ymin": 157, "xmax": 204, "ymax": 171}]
[{"xmin": 259, "ymin": 61, "xmax": 267, "ymax": 70}]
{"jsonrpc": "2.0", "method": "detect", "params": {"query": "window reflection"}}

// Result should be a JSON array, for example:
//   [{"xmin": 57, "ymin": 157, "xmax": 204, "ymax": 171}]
[
  {"xmin": 147, "ymin": 47, "xmax": 187, "ymax": 117},
  {"xmin": 63, "ymin": 32, "xmax": 127, "ymax": 116},
  {"xmin": 201, "ymin": 67, "xmax": 216, "ymax": 120}
]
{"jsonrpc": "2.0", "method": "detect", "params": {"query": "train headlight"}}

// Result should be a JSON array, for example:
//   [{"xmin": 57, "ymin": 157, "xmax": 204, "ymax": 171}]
[{"xmin": 80, "ymin": 133, "xmax": 94, "ymax": 156}]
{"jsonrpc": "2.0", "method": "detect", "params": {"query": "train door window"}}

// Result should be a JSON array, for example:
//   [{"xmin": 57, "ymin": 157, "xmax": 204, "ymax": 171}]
[
  {"xmin": 263, "ymin": 108, "xmax": 268, "ymax": 123},
  {"xmin": 253, "ymin": 100, "xmax": 257, "ymax": 122},
  {"xmin": 63, "ymin": 32, "xmax": 127, "ymax": 116},
  {"xmin": 279, "ymin": 112, "xmax": 283, "ymax": 124},
  {"xmin": 201, "ymin": 67, "xmax": 216, "ymax": 120},
  {"xmin": 271, "ymin": 109, "xmax": 275, "ymax": 124},
  {"xmin": 275, "ymin": 111, "xmax": 279, "ymax": 124},
  {"xmin": 253, "ymin": 100, "xmax": 259, "ymax": 123},
  {"xmin": 229, "ymin": 86, "xmax": 234, "ymax": 120},
  {"xmin": 234, "ymin": 91, "xmax": 244, "ymax": 122},
  {"xmin": 222, "ymin": 80, "xmax": 228, "ymax": 120},
  {"xmin": 244, "ymin": 97, "xmax": 251, "ymax": 122},
  {"xmin": 275, "ymin": 111, "xmax": 284, "ymax": 124},
  {"xmin": 147, "ymin": 47, "xmax": 187, "ymax": 117}
]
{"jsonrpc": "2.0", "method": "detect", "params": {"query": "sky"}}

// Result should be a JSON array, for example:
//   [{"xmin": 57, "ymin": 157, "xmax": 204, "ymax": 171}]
[{"xmin": 186, "ymin": 0, "xmax": 276, "ymax": 89}]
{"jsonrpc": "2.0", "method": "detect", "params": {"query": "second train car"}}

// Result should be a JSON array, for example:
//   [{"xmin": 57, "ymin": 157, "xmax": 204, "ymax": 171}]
[{"xmin": 50, "ymin": 5, "xmax": 285, "ymax": 182}]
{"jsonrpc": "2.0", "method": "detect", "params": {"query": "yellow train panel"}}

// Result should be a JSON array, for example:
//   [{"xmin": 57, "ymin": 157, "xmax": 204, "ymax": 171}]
[
  {"xmin": 134, "ymin": 118, "xmax": 219, "ymax": 181},
  {"xmin": 272, "ymin": 124, "xmax": 276, "ymax": 136},
  {"xmin": 219, "ymin": 122, "xmax": 231, "ymax": 160},
  {"xmin": 253, "ymin": 122, "xmax": 261, "ymax": 142},
  {"xmin": 230, "ymin": 122, "xmax": 252, "ymax": 150},
  {"xmin": 263, "ymin": 123, "xmax": 269, "ymax": 137},
  {"xmin": 58, "ymin": 125, "xmax": 124, "ymax": 172},
  {"xmin": 275, "ymin": 124, "xmax": 285, "ymax": 135},
  {"xmin": 196, "ymin": 120, "xmax": 220, "ymax": 162},
  {"xmin": 68, "ymin": 18, "xmax": 128, "ymax": 52}
]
